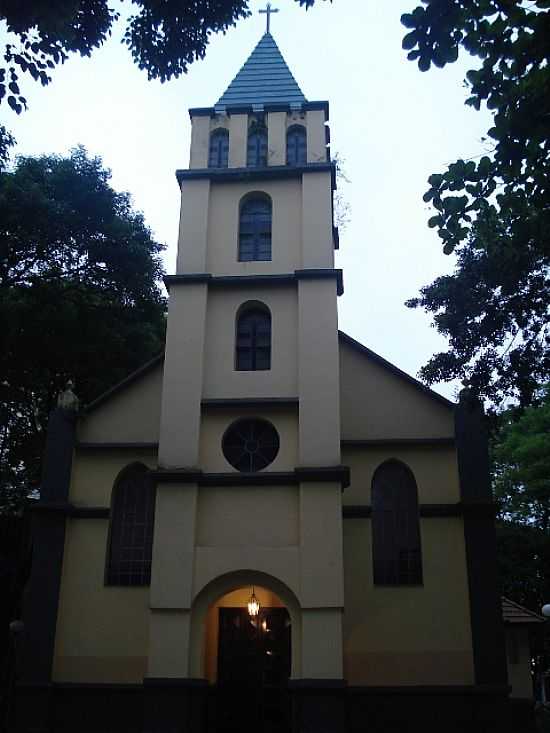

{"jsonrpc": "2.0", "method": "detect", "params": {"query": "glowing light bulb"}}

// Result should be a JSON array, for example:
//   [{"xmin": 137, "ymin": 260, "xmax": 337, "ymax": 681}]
[{"xmin": 247, "ymin": 589, "xmax": 260, "ymax": 617}]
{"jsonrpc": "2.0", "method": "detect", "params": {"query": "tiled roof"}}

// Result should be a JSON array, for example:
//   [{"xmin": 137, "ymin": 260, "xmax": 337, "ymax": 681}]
[
  {"xmin": 502, "ymin": 596, "xmax": 545, "ymax": 625},
  {"xmin": 216, "ymin": 32, "xmax": 306, "ymax": 108}
]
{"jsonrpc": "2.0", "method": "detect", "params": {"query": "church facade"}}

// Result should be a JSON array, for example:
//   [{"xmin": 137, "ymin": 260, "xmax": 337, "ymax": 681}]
[{"xmin": 17, "ymin": 29, "xmax": 509, "ymax": 733}]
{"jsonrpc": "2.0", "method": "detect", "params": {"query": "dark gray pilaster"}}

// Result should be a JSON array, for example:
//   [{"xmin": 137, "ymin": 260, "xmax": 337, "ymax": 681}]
[
  {"xmin": 20, "ymin": 407, "xmax": 77, "ymax": 684},
  {"xmin": 455, "ymin": 390, "xmax": 508, "ymax": 687}
]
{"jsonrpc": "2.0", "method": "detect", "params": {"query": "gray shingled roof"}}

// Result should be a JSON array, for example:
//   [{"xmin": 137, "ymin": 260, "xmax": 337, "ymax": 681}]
[
  {"xmin": 502, "ymin": 597, "xmax": 545, "ymax": 625},
  {"xmin": 216, "ymin": 32, "xmax": 306, "ymax": 108}
]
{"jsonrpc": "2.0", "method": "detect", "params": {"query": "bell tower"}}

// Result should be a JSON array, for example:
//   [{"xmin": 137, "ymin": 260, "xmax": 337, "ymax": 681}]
[{"xmin": 148, "ymin": 22, "xmax": 348, "ymax": 725}]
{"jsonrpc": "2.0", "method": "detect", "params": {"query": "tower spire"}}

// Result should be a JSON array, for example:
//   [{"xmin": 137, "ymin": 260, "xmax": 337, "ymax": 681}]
[{"xmin": 259, "ymin": 2, "xmax": 279, "ymax": 34}]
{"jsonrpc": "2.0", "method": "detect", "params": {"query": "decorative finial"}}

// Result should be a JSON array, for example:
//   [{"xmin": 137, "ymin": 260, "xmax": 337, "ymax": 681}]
[
  {"xmin": 259, "ymin": 2, "xmax": 279, "ymax": 34},
  {"xmin": 57, "ymin": 379, "xmax": 79, "ymax": 413}
]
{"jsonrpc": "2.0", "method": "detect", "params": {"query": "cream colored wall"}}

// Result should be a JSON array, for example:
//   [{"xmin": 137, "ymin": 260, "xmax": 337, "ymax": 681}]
[
  {"xmin": 203, "ymin": 587, "xmax": 285, "ymax": 683},
  {"xmin": 205, "ymin": 180, "xmax": 302, "ymax": 275},
  {"xmin": 342, "ymin": 445, "xmax": 461, "ymax": 505},
  {"xmin": 197, "ymin": 486, "xmax": 299, "ymax": 547},
  {"xmin": 78, "ymin": 366, "xmax": 162, "ymax": 444},
  {"xmin": 506, "ymin": 627, "xmax": 534, "ymax": 698},
  {"xmin": 53, "ymin": 519, "xmax": 149, "ymax": 683},
  {"xmin": 176, "ymin": 179, "xmax": 210, "ymax": 273},
  {"xmin": 229, "ymin": 114, "xmax": 248, "ymax": 168},
  {"xmin": 306, "ymin": 109, "xmax": 328, "ymax": 163},
  {"xmin": 202, "ymin": 286, "xmax": 298, "ymax": 399},
  {"xmin": 199, "ymin": 407, "xmax": 298, "ymax": 472},
  {"xmin": 298, "ymin": 279, "xmax": 341, "ymax": 465},
  {"xmin": 159, "ymin": 283, "xmax": 207, "ymax": 468},
  {"xmin": 302, "ymin": 170, "xmax": 334, "ymax": 268},
  {"xmin": 339, "ymin": 339, "xmax": 454, "ymax": 440},
  {"xmin": 69, "ymin": 449, "xmax": 157, "ymax": 505},
  {"xmin": 189, "ymin": 116, "xmax": 210, "ymax": 169},
  {"xmin": 267, "ymin": 111, "xmax": 286, "ymax": 166},
  {"xmin": 343, "ymin": 517, "xmax": 474, "ymax": 685}
]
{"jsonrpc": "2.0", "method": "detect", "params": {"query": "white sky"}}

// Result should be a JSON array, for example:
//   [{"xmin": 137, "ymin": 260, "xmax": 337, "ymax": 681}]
[{"xmin": 1, "ymin": 0, "xmax": 492, "ymax": 400}]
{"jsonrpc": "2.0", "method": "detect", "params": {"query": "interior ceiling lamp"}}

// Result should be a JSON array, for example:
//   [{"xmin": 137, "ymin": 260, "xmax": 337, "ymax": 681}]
[{"xmin": 247, "ymin": 587, "xmax": 260, "ymax": 617}]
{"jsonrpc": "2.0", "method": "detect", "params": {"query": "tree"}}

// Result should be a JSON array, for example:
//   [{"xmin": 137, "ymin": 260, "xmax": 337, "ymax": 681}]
[
  {"xmin": 491, "ymin": 389, "xmax": 550, "ymax": 635},
  {"xmin": 0, "ymin": 147, "xmax": 166, "ymax": 512},
  {"xmin": 402, "ymin": 1, "xmax": 550, "ymax": 407},
  {"xmin": 494, "ymin": 386, "xmax": 550, "ymax": 533},
  {"xmin": 0, "ymin": 0, "xmax": 318, "ymax": 163}
]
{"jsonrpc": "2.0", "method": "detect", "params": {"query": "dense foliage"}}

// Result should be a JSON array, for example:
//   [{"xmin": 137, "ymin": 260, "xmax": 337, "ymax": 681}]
[
  {"xmin": 492, "ymin": 387, "xmax": 550, "ymax": 609},
  {"xmin": 0, "ymin": 147, "xmax": 166, "ymax": 512},
  {"xmin": 402, "ymin": 0, "xmax": 550, "ymax": 407}
]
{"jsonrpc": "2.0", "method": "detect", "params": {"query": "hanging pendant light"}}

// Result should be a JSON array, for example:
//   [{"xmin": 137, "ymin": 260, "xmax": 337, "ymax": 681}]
[{"xmin": 247, "ymin": 587, "xmax": 260, "ymax": 617}]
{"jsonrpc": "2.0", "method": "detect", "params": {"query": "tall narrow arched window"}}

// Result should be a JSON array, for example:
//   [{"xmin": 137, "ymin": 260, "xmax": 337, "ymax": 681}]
[
  {"xmin": 208, "ymin": 128, "xmax": 229, "ymax": 168},
  {"xmin": 239, "ymin": 195, "xmax": 272, "ymax": 261},
  {"xmin": 371, "ymin": 460, "xmax": 423, "ymax": 585},
  {"xmin": 235, "ymin": 303, "xmax": 271, "ymax": 371},
  {"xmin": 106, "ymin": 463, "xmax": 156, "ymax": 586},
  {"xmin": 286, "ymin": 125, "xmax": 307, "ymax": 166},
  {"xmin": 247, "ymin": 122, "xmax": 268, "ymax": 167}
]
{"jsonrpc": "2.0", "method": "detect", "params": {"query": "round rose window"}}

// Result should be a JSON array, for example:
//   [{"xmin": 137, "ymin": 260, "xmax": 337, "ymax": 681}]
[{"xmin": 222, "ymin": 418, "xmax": 280, "ymax": 472}]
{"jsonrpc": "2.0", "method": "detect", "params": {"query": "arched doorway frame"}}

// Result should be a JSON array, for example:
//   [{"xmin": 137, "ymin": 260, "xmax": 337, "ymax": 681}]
[{"xmin": 189, "ymin": 569, "xmax": 302, "ymax": 679}]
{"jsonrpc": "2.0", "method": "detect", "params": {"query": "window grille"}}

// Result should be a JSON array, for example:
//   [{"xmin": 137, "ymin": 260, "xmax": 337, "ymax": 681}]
[
  {"xmin": 372, "ymin": 461, "xmax": 423, "ymax": 585},
  {"xmin": 106, "ymin": 464, "xmax": 155, "ymax": 586},
  {"xmin": 222, "ymin": 418, "xmax": 280, "ymax": 472},
  {"xmin": 208, "ymin": 128, "xmax": 229, "ymax": 168},
  {"xmin": 286, "ymin": 125, "xmax": 307, "ymax": 165},
  {"xmin": 239, "ymin": 196, "xmax": 272, "ymax": 262},
  {"xmin": 236, "ymin": 305, "xmax": 271, "ymax": 371}
]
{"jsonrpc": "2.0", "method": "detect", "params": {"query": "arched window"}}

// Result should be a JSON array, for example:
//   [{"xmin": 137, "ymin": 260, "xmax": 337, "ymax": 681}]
[
  {"xmin": 286, "ymin": 125, "xmax": 307, "ymax": 166},
  {"xmin": 371, "ymin": 460, "xmax": 423, "ymax": 585},
  {"xmin": 106, "ymin": 463, "xmax": 156, "ymax": 586},
  {"xmin": 235, "ymin": 303, "xmax": 271, "ymax": 371},
  {"xmin": 208, "ymin": 128, "xmax": 229, "ymax": 168},
  {"xmin": 247, "ymin": 122, "xmax": 268, "ymax": 167},
  {"xmin": 239, "ymin": 195, "xmax": 272, "ymax": 261}
]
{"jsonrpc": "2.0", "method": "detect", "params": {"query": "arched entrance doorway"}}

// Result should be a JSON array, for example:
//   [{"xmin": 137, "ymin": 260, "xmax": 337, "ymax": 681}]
[
  {"xmin": 204, "ymin": 586, "xmax": 291, "ymax": 686},
  {"xmin": 190, "ymin": 571, "xmax": 300, "ymax": 733}
]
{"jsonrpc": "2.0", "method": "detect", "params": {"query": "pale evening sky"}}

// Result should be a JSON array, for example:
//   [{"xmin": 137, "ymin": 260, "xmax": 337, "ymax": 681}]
[{"xmin": 1, "ymin": 0, "xmax": 492, "ymax": 400}]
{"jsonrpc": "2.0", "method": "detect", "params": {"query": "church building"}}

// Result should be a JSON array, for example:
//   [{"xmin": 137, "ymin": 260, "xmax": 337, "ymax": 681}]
[{"xmin": 17, "ymin": 18, "xmax": 510, "ymax": 733}]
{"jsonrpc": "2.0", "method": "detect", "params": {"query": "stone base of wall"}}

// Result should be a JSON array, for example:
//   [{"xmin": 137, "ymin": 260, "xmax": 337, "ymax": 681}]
[{"xmin": 12, "ymin": 682, "xmax": 517, "ymax": 733}]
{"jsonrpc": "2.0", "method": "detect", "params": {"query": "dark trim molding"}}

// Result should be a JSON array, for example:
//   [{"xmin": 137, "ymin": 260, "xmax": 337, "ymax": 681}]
[
  {"xmin": 338, "ymin": 331, "xmax": 455, "ymax": 409},
  {"xmin": 150, "ymin": 465, "xmax": 350, "ymax": 489},
  {"xmin": 201, "ymin": 397, "xmax": 299, "ymax": 408},
  {"xmin": 333, "ymin": 225, "xmax": 340, "ymax": 250},
  {"xmin": 176, "ymin": 162, "xmax": 335, "ymax": 187},
  {"xmin": 343, "ymin": 501, "xmax": 496, "ymax": 519},
  {"xmin": 455, "ymin": 391, "xmax": 508, "ymax": 687},
  {"xmin": 189, "ymin": 100, "xmax": 329, "ymax": 117},
  {"xmin": 29, "ymin": 502, "xmax": 110, "ymax": 519},
  {"xmin": 165, "ymin": 269, "xmax": 344, "ymax": 296},
  {"xmin": 341, "ymin": 437, "xmax": 455, "ymax": 448},
  {"xmin": 77, "ymin": 441, "xmax": 159, "ymax": 451}
]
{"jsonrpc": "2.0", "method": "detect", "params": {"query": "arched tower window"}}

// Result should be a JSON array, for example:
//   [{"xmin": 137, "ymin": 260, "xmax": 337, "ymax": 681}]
[
  {"xmin": 286, "ymin": 125, "xmax": 307, "ymax": 166},
  {"xmin": 238, "ymin": 195, "xmax": 272, "ymax": 261},
  {"xmin": 208, "ymin": 128, "xmax": 229, "ymax": 168},
  {"xmin": 106, "ymin": 463, "xmax": 156, "ymax": 586},
  {"xmin": 371, "ymin": 460, "xmax": 423, "ymax": 585},
  {"xmin": 235, "ymin": 302, "xmax": 271, "ymax": 371},
  {"xmin": 247, "ymin": 121, "xmax": 268, "ymax": 167}
]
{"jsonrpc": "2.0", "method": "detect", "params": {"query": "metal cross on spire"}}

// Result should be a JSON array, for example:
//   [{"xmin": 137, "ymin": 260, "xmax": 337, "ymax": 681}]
[{"xmin": 259, "ymin": 2, "xmax": 279, "ymax": 34}]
